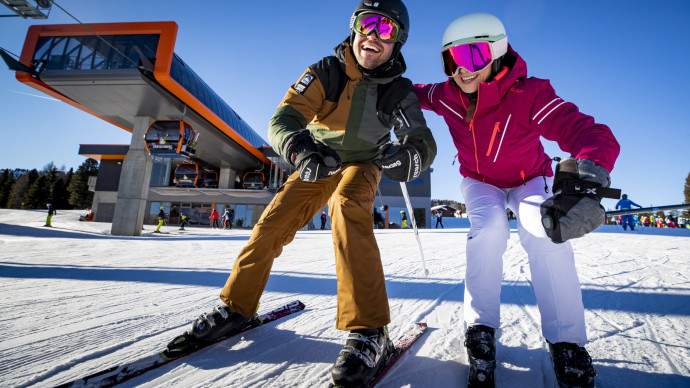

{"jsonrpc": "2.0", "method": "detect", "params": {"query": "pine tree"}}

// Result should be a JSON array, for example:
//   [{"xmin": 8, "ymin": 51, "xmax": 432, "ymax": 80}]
[
  {"xmin": 68, "ymin": 159, "xmax": 98, "ymax": 208},
  {"xmin": 26, "ymin": 169, "xmax": 39, "ymax": 186},
  {"xmin": 26, "ymin": 175, "xmax": 51, "ymax": 209},
  {"xmin": 7, "ymin": 174, "xmax": 29, "ymax": 209},
  {"xmin": 50, "ymin": 177, "xmax": 70, "ymax": 209},
  {"xmin": 0, "ymin": 169, "xmax": 15, "ymax": 208}
]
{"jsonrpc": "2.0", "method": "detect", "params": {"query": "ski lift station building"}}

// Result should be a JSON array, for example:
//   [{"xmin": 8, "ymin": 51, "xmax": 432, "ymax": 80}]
[{"xmin": 9, "ymin": 21, "xmax": 432, "ymax": 235}]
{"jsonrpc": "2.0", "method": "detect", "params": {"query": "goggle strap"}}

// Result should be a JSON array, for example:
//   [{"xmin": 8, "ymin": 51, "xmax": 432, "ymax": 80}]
[{"xmin": 442, "ymin": 34, "xmax": 507, "ymax": 50}]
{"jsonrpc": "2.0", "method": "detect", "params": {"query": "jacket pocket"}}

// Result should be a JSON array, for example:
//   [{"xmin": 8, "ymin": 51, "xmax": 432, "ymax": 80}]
[{"xmin": 485, "ymin": 121, "xmax": 501, "ymax": 157}]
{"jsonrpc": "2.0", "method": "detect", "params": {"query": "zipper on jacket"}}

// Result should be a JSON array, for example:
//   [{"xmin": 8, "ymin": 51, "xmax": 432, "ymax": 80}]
[
  {"xmin": 469, "ymin": 90, "xmax": 481, "ymax": 174},
  {"xmin": 485, "ymin": 121, "xmax": 501, "ymax": 157},
  {"xmin": 469, "ymin": 119, "xmax": 480, "ymax": 175}
]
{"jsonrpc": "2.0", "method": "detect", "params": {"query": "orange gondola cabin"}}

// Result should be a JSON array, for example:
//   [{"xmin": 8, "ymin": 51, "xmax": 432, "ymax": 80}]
[
  {"xmin": 203, "ymin": 171, "xmax": 219, "ymax": 188},
  {"xmin": 174, "ymin": 162, "xmax": 205, "ymax": 187},
  {"xmin": 242, "ymin": 171, "xmax": 265, "ymax": 190},
  {"xmin": 145, "ymin": 120, "xmax": 198, "ymax": 157}
]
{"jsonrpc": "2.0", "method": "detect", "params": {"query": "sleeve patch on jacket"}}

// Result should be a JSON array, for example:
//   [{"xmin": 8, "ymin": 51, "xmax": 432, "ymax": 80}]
[{"xmin": 294, "ymin": 72, "xmax": 315, "ymax": 94}]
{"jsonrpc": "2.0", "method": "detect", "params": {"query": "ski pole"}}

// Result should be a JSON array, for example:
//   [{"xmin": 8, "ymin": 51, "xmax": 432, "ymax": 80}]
[{"xmin": 399, "ymin": 182, "xmax": 429, "ymax": 276}]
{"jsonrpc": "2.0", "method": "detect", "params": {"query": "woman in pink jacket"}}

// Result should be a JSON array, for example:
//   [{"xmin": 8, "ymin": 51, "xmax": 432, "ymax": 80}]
[{"xmin": 414, "ymin": 13, "xmax": 620, "ymax": 388}]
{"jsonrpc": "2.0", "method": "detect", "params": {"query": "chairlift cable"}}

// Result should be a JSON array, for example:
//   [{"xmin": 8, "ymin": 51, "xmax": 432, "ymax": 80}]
[{"xmin": 0, "ymin": 46, "xmax": 21, "ymax": 59}]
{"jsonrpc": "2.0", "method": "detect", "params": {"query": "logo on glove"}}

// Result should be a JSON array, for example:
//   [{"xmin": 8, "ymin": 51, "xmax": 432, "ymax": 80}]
[
  {"xmin": 412, "ymin": 153, "xmax": 420, "ymax": 178},
  {"xmin": 382, "ymin": 160, "xmax": 402, "ymax": 169},
  {"xmin": 302, "ymin": 167, "xmax": 312, "ymax": 180}
]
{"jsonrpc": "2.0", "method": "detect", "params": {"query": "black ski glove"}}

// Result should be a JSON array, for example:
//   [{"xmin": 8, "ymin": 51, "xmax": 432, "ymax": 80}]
[
  {"xmin": 378, "ymin": 137, "xmax": 426, "ymax": 182},
  {"xmin": 540, "ymin": 158, "xmax": 621, "ymax": 243},
  {"xmin": 282, "ymin": 129, "xmax": 341, "ymax": 182}
]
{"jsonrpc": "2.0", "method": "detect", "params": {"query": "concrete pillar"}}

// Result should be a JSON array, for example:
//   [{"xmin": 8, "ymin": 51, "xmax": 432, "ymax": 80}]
[
  {"xmin": 272, "ymin": 161, "xmax": 279, "ymax": 189},
  {"xmin": 111, "ymin": 116, "xmax": 153, "ymax": 236},
  {"xmin": 218, "ymin": 161, "xmax": 235, "ymax": 189}
]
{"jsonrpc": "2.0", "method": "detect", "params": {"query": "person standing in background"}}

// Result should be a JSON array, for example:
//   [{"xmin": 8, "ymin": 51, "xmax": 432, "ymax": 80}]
[
  {"xmin": 210, "ymin": 208, "xmax": 220, "ymax": 229},
  {"xmin": 320, "ymin": 211, "xmax": 327, "ymax": 230},
  {"xmin": 155, "ymin": 206, "xmax": 166, "ymax": 233},
  {"xmin": 45, "ymin": 203, "xmax": 56, "ymax": 227},
  {"xmin": 615, "ymin": 194, "xmax": 642, "ymax": 231}
]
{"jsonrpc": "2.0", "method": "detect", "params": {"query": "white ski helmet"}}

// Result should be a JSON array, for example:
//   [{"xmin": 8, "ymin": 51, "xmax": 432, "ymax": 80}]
[{"xmin": 441, "ymin": 13, "xmax": 508, "ymax": 75}]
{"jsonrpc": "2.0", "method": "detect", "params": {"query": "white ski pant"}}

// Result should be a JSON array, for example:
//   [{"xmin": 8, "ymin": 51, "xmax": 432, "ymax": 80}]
[{"xmin": 461, "ymin": 177, "xmax": 587, "ymax": 344}]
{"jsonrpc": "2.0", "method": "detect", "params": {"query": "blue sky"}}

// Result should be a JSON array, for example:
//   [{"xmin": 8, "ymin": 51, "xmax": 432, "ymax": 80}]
[{"xmin": 1, "ymin": 0, "xmax": 688, "ymax": 210}]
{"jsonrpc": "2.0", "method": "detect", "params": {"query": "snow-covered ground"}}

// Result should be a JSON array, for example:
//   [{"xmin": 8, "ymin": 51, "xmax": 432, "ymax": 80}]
[{"xmin": 1, "ymin": 209, "xmax": 689, "ymax": 388}]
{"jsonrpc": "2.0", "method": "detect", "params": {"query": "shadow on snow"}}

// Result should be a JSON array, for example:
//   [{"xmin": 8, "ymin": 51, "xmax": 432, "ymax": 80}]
[{"xmin": 0, "ymin": 263, "xmax": 688, "ymax": 317}]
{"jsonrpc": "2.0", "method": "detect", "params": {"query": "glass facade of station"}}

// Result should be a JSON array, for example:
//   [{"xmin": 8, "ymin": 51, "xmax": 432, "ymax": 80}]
[
  {"xmin": 32, "ymin": 34, "xmax": 159, "ymax": 71},
  {"xmin": 147, "ymin": 201, "xmax": 266, "ymax": 229}
]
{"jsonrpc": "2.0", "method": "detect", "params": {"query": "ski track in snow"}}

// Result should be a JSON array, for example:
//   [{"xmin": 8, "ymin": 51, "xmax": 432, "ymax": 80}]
[{"xmin": 1, "ymin": 209, "xmax": 689, "ymax": 387}]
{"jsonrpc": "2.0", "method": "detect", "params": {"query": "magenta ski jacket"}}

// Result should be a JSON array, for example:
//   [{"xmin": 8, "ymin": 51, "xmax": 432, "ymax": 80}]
[{"xmin": 413, "ymin": 45, "xmax": 619, "ymax": 188}]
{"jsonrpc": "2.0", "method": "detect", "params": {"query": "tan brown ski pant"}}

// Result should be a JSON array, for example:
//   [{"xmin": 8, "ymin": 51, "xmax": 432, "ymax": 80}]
[{"xmin": 220, "ymin": 162, "xmax": 390, "ymax": 330}]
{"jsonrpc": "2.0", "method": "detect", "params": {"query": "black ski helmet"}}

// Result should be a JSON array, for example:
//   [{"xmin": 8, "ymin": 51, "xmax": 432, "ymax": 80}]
[{"xmin": 349, "ymin": 0, "xmax": 410, "ymax": 61}]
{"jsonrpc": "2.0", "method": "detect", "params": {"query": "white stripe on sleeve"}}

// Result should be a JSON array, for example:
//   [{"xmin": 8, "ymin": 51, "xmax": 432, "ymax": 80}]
[
  {"xmin": 532, "ymin": 98, "xmax": 562, "ymax": 122},
  {"xmin": 439, "ymin": 100, "xmax": 464, "ymax": 120},
  {"xmin": 537, "ymin": 102, "xmax": 567, "ymax": 125}
]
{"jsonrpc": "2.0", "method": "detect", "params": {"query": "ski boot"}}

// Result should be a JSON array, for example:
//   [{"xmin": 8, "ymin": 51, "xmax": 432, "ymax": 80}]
[
  {"xmin": 465, "ymin": 324, "xmax": 497, "ymax": 388},
  {"xmin": 331, "ymin": 327, "xmax": 394, "ymax": 387},
  {"xmin": 164, "ymin": 304, "xmax": 251, "ymax": 359},
  {"xmin": 548, "ymin": 342, "xmax": 597, "ymax": 388}
]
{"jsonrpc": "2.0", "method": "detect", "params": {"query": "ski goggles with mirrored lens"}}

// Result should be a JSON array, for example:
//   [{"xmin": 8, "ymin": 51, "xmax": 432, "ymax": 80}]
[
  {"xmin": 352, "ymin": 12, "xmax": 400, "ymax": 42},
  {"xmin": 441, "ymin": 41, "xmax": 493, "ymax": 76}
]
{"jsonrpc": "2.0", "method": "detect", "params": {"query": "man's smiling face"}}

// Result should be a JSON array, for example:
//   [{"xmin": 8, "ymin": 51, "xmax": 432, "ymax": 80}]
[{"xmin": 352, "ymin": 30, "xmax": 394, "ymax": 72}]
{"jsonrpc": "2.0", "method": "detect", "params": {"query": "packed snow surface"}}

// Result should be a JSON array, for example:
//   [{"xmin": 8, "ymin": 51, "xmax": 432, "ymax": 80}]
[{"xmin": 1, "ymin": 209, "xmax": 689, "ymax": 387}]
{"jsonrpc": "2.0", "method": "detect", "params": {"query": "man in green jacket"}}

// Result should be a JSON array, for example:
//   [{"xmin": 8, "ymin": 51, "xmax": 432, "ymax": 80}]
[{"xmin": 168, "ymin": 1, "xmax": 436, "ymax": 385}]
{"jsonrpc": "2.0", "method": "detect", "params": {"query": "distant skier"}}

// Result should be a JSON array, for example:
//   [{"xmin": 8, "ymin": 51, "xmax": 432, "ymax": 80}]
[
  {"xmin": 179, "ymin": 213, "xmax": 189, "ymax": 230},
  {"xmin": 615, "ymin": 194, "xmax": 642, "ymax": 231},
  {"xmin": 434, "ymin": 211, "xmax": 443, "ymax": 229},
  {"xmin": 210, "ymin": 208, "xmax": 220, "ymax": 229},
  {"xmin": 79, "ymin": 208, "xmax": 94, "ymax": 222},
  {"xmin": 223, "ymin": 208, "xmax": 233, "ymax": 229},
  {"xmin": 154, "ymin": 206, "xmax": 165, "ymax": 233},
  {"xmin": 373, "ymin": 208, "xmax": 384, "ymax": 229},
  {"xmin": 320, "ymin": 212, "xmax": 327, "ymax": 230},
  {"xmin": 45, "ymin": 203, "xmax": 56, "ymax": 227},
  {"xmin": 400, "ymin": 210, "xmax": 408, "ymax": 228}
]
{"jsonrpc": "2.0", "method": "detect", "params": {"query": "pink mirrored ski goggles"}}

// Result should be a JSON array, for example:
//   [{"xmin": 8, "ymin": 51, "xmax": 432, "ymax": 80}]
[
  {"xmin": 441, "ymin": 41, "xmax": 493, "ymax": 76},
  {"xmin": 352, "ymin": 12, "xmax": 401, "ymax": 42}
]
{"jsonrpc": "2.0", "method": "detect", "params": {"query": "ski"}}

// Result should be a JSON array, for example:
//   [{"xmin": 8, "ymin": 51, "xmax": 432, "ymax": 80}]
[
  {"xmin": 370, "ymin": 322, "xmax": 427, "ymax": 387},
  {"xmin": 330, "ymin": 322, "xmax": 428, "ymax": 388},
  {"xmin": 56, "ymin": 300, "xmax": 305, "ymax": 388}
]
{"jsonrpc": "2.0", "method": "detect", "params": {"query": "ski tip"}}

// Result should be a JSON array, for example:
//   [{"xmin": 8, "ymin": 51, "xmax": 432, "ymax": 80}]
[
  {"xmin": 288, "ymin": 300, "xmax": 306, "ymax": 311},
  {"xmin": 414, "ymin": 322, "xmax": 428, "ymax": 330}
]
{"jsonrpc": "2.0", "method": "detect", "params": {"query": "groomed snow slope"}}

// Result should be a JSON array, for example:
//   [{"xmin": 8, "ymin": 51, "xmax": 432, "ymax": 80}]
[{"xmin": 1, "ymin": 209, "xmax": 688, "ymax": 387}]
